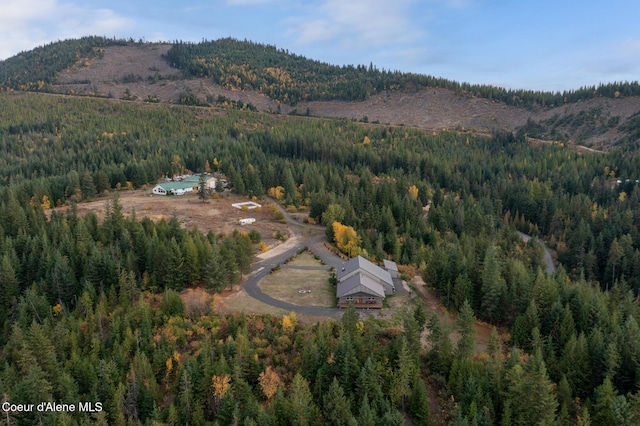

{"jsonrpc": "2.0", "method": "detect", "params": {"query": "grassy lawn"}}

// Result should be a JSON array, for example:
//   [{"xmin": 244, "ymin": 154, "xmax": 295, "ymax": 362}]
[
  {"xmin": 215, "ymin": 288, "xmax": 290, "ymax": 316},
  {"xmin": 285, "ymin": 251, "xmax": 325, "ymax": 267},
  {"xmin": 214, "ymin": 287, "xmax": 338, "ymax": 323},
  {"xmin": 259, "ymin": 267, "xmax": 335, "ymax": 307}
]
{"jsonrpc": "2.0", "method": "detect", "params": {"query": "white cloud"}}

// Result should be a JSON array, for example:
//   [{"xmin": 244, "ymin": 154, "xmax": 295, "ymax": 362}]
[
  {"xmin": 0, "ymin": 0, "xmax": 134, "ymax": 60},
  {"xmin": 287, "ymin": 0, "xmax": 421, "ymax": 50}
]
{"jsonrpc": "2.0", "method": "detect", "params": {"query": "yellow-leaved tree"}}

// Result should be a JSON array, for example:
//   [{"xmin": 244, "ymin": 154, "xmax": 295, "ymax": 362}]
[
  {"xmin": 258, "ymin": 366, "xmax": 281, "ymax": 400},
  {"xmin": 282, "ymin": 311, "xmax": 297, "ymax": 333},
  {"xmin": 408, "ymin": 185, "xmax": 419, "ymax": 200},
  {"xmin": 268, "ymin": 186, "xmax": 285, "ymax": 201},
  {"xmin": 211, "ymin": 374, "xmax": 231, "ymax": 408},
  {"xmin": 332, "ymin": 221, "xmax": 362, "ymax": 257}
]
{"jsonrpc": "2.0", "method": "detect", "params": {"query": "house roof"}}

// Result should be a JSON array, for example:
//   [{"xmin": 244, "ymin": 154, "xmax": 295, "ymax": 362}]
[
  {"xmin": 181, "ymin": 175, "xmax": 216, "ymax": 183},
  {"xmin": 383, "ymin": 259, "xmax": 398, "ymax": 272},
  {"xmin": 337, "ymin": 273, "xmax": 385, "ymax": 298},
  {"xmin": 154, "ymin": 182, "xmax": 196, "ymax": 191},
  {"xmin": 337, "ymin": 255, "xmax": 393, "ymax": 286}
]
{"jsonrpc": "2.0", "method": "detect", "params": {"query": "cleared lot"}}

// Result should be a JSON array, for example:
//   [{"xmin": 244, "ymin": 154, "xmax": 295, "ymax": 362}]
[
  {"xmin": 52, "ymin": 189, "xmax": 289, "ymax": 248},
  {"xmin": 258, "ymin": 252, "xmax": 335, "ymax": 307}
]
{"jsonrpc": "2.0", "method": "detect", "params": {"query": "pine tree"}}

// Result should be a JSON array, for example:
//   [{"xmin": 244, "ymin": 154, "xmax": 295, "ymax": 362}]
[
  {"xmin": 504, "ymin": 349, "xmax": 557, "ymax": 425},
  {"xmin": 592, "ymin": 377, "xmax": 617, "ymax": 426},
  {"xmin": 456, "ymin": 299, "xmax": 476, "ymax": 359},
  {"xmin": 358, "ymin": 394, "xmax": 377, "ymax": 426},
  {"xmin": 393, "ymin": 336, "xmax": 417, "ymax": 412},
  {"xmin": 323, "ymin": 378, "xmax": 354, "ymax": 426},
  {"xmin": 408, "ymin": 378, "xmax": 430, "ymax": 426},
  {"xmin": 288, "ymin": 373, "xmax": 322, "ymax": 426},
  {"xmin": 481, "ymin": 246, "xmax": 506, "ymax": 324},
  {"xmin": 0, "ymin": 253, "xmax": 19, "ymax": 325},
  {"xmin": 199, "ymin": 171, "xmax": 208, "ymax": 202},
  {"xmin": 426, "ymin": 313, "xmax": 453, "ymax": 374}
]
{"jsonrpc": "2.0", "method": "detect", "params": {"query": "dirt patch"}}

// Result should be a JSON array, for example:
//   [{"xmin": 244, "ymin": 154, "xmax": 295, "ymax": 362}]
[
  {"xmin": 56, "ymin": 44, "xmax": 181, "ymax": 85},
  {"xmin": 51, "ymin": 190, "xmax": 289, "ymax": 248},
  {"xmin": 258, "ymin": 267, "xmax": 334, "ymax": 307},
  {"xmin": 255, "ymin": 235, "xmax": 300, "ymax": 261}
]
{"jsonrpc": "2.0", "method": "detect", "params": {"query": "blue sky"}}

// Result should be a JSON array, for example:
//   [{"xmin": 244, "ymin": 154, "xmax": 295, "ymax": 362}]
[{"xmin": 2, "ymin": 0, "xmax": 639, "ymax": 92}]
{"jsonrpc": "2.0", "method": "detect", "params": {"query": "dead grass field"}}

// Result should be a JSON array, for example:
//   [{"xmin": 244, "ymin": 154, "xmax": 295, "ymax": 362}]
[
  {"xmin": 213, "ymin": 286, "xmax": 336, "ymax": 323},
  {"xmin": 52, "ymin": 189, "xmax": 290, "ymax": 247},
  {"xmin": 214, "ymin": 287, "xmax": 290, "ymax": 317},
  {"xmin": 258, "ymin": 267, "xmax": 335, "ymax": 307}
]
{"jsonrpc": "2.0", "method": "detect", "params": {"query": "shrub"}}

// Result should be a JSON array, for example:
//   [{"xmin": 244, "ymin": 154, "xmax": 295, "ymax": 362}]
[
  {"xmin": 248, "ymin": 229, "xmax": 262, "ymax": 244},
  {"xmin": 161, "ymin": 289, "xmax": 185, "ymax": 317}
]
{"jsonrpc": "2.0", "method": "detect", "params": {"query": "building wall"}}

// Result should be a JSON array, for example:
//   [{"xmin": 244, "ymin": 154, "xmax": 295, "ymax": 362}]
[
  {"xmin": 152, "ymin": 186, "xmax": 167, "ymax": 195},
  {"xmin": 339, "ymin": 292, "xmax": 383, "ymax": 306}
]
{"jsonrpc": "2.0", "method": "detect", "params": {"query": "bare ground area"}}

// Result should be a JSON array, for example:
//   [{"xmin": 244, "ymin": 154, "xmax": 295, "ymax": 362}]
[
  {"xmin": 255, "ymin": 235, "xmax": 301, "ymax": 261},
  {"xmin": 52, "ymin": 190, "xmax": 290, "ymax": 248}
]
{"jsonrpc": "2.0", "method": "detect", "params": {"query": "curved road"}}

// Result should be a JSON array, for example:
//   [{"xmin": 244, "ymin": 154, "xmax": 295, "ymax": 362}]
[
  {"xmin": 242, "ymin": 201, "xmax": 346, "ymax": 317},
  {"xmin": 517, "ymin": 231, "xmax": 557, "ymax": 274}
]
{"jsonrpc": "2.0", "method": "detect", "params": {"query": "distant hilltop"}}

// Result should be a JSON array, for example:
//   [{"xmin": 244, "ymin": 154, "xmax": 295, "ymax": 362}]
[{"xmin": 1, "ymin": 36, "xmax": 639, "ymax": 150}]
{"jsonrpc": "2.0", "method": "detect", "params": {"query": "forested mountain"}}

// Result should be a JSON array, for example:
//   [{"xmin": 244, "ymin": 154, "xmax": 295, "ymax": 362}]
[
  {"xmin": 0, "ymin": 90, "xmax": 639, "ymax": 424},
  {"xmin": 2, "ymin": 37, "xmax": 640, "ymax": 424},
  {"xmin": 2, "ymin": 37, "xmax": 640, "ymax": 149}
]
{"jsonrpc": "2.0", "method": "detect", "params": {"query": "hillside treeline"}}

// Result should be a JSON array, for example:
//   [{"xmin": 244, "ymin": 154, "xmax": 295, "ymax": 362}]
[
  {"xmin": 0, "ymin": 92, "xmax": 640, "ymax": 423},
  {"xmin": 0, "ymin": 36, "xmax": 124, "ymax": 91},
  {"xmin": 165, "ymin": 38, "xmax": 640, "ymax": 107},
  {"xmin": 2, "ymin": 37, "xmax": 640, "ymax": 109}
]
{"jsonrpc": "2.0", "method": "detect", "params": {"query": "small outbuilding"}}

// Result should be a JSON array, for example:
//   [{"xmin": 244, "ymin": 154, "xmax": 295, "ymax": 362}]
[{"xmin": 383, "ymin": 259, "xmax": 399, "ymax": 279}]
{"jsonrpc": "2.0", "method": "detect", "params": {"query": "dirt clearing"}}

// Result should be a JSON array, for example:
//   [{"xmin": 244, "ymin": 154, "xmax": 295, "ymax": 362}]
[{"xmin": 53, "ymin": 190, "xmax": 290, "ymax": 247}]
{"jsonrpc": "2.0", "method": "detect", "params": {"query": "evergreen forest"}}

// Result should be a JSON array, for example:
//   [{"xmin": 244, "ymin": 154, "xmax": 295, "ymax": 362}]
[{"xmin": 0, "ymin": 91, "xmax": 640, "ymax": 425}]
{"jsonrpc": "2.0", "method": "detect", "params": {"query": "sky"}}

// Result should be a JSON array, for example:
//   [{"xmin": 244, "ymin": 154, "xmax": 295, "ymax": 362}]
[{"xmin": 1, "ymin": 0, "xmax": 639, "ymax": 92}]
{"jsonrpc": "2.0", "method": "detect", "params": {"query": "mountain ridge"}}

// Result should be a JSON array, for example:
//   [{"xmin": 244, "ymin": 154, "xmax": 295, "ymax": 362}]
[{"xmin": 2, "ymin": 37, "xmax": 640, "ymax": 150}]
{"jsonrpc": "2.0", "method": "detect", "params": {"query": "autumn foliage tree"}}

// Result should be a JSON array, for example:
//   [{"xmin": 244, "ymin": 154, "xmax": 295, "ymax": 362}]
[
  {"xmin": 259, "ymin": 366, "xmax": 280, "ymax": 401},
  {"xmin": 332, "ymin": 221, "xmax": 362, "ymax": 257}
]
